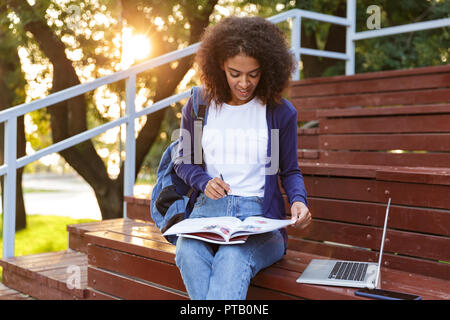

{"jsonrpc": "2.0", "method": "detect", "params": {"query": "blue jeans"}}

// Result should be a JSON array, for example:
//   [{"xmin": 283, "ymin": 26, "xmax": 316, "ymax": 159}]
[{"xmin": 175, "ymin": 193, "xmax": 285, "ymax": 300}]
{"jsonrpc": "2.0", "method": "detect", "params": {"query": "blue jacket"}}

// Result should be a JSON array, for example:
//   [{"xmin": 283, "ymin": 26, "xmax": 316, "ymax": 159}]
[{"xmin": 173, "ymin": 95, "xmax": 308, "ymax": 248}]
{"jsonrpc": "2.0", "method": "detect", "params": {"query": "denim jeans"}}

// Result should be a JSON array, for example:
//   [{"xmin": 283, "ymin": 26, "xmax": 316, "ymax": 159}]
[{"xmin": 175, "ymin": 193, "xmax": 285, "ymax": 300}]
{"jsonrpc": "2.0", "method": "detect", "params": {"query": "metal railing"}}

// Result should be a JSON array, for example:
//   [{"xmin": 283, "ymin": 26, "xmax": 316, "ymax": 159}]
[{"xmin": 2, "ymin": 0, "xmax": 449, "ymax": 258}]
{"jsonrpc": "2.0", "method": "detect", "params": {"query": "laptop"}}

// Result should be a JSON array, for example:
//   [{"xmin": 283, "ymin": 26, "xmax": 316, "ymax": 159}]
[{"xmin": 296, "ymin": 198, "xmax": 391, "ymax": 289}]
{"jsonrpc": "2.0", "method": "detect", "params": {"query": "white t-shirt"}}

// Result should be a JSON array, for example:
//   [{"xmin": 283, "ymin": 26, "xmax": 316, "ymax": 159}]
[{"xmin": 202, "ymin": 97, "xmax": 268, "ymax": 197}]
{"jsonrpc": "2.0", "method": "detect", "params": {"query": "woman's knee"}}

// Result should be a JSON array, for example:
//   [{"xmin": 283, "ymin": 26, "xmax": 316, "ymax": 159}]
[{"xmin": 175, "ymin": 237, "xmax": 214, "ymax": 268}]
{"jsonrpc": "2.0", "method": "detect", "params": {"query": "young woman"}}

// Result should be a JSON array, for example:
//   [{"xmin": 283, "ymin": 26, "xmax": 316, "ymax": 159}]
[{"xmin": 173, "ymin": 16, "xmax": 311, "ymax": 300}]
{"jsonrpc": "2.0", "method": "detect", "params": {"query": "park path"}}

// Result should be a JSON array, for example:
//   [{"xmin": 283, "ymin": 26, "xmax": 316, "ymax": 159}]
[{"xmin": 21, "ymin": 173, "xmax": 102, "ymax": 220}]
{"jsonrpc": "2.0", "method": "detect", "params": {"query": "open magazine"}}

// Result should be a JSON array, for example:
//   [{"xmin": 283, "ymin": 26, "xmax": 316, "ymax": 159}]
[{"xmin": 163, "ymin": 216, "xmax": 294, "ymax": 244}]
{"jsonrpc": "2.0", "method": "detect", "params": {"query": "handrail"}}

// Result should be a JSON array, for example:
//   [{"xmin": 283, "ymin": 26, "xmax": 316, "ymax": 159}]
[
  {"xmin": 2, "ymin": 1, "xmax": 449, "ymax": 259},
  {"xmin": 0, "ymin": 43, "xmax": 200, "ymax": 123},
  {"xmin": 354, "ymin": 17, "xmax": 450, "ymax": 41}
]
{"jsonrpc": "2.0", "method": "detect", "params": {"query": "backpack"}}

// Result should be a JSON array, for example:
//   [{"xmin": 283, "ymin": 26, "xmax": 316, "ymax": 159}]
[{"xmin": 150, "ymin": 86, "xmax": 208, "ymax": 244}]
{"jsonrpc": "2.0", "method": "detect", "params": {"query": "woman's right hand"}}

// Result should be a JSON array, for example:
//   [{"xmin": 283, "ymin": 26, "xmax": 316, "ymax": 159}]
[{"xmin": 204, "ymin": 177, "xmax": 231, "ymax": 200}]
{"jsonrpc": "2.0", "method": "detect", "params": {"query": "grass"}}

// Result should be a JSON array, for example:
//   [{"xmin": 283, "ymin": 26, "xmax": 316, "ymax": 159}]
[{"xmin": 0, "ymin": 215, "xmax": 98, "ymax": 282}]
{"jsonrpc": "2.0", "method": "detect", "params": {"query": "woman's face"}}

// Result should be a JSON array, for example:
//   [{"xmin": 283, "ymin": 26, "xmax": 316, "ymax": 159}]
[{"xmin": 222, "ymin": 54, "xmax": 261, "ymax": 105}]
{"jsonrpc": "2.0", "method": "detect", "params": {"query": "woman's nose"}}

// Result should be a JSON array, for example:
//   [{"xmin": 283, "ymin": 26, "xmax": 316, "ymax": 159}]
[{"xmin": 239, "ymin": 75, "xmax": 250, "ymax": 87}]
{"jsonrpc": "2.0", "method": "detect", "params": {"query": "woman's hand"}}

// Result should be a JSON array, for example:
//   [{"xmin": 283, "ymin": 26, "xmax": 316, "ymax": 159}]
[
  {"xmin": 204, "ymin": 177, "xmax": 231, "ymax": 200},
  {"xmin": 290, "ymin": 201, "xmax": 312, "ymax": 229}
]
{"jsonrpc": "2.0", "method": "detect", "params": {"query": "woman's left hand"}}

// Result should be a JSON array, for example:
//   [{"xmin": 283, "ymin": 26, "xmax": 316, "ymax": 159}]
[{"xmin": 290, "ymin": 201, "xmax": 312, "ymax": 229}]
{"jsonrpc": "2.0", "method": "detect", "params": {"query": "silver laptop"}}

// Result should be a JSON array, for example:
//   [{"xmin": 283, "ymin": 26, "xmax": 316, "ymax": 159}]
[{"xmin": 296, "ymin": 198, "xmax": 391, "ymax": 289}]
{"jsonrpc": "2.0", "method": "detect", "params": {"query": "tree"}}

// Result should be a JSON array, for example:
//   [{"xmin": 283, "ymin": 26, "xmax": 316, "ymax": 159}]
[
  {"xmin": 245, "ymin": 0, "xmax": 449, "ymax": 78},
  {"xmin": 0, "ymin": 9, "xmax": 27, "ymax": 230},
  {"xmin": 3, "ymin": 0, "xmax": 217, "ymax": 220}
]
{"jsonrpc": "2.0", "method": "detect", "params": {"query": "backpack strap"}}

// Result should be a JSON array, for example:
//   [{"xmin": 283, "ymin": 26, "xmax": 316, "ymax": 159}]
[{"xmin": 191, "ymin": 86, "xmax": 208, "ymax": 165}]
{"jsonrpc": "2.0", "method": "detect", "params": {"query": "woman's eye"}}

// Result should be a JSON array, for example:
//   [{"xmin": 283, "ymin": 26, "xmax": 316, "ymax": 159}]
[{"xmin": 229, "ymin": 71, "xmax": 259, "ymax": 78}]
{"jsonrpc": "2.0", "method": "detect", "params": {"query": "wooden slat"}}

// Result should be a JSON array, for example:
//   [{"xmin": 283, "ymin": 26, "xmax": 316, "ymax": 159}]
[
  {"xmin": 376, "ymin": 167, "xmax": 450, "ymax": 186},
  {"xmin": 300, "ymin": 162, "xmax": 450, "ymax": 185},
  {"xmin": 307, "ymin": 197, "xmax": 450, "ymax": 236},
  {"xmin": 319, "ymin": 133, "xmax": 450, "ymax": 152},
  {"xmin": 290, "ymin": 72, "xmax": 450, "ymax": 98},
  {"xmin": 304, "ymin": 176, "xmax": 377, "ymax": 202},
  {"xmin": 298, "ymin": 133, "xmax": 319, "ymax": 149},
  {"xmin": 319, "ymin": 150, "xmax": 450, "ymax": 168},
  {"xmin": 379, "ymin": 180, "xmax": 450, "ymax": 210},
  {"xmin": 298, "ymin": 150, "xmax": 320, "ymax": 159},
  {"xmin": 0, "ymin": 283, "xmax": 32, "ymax": 300},
  {"xmin": 287, "ymin": 237, "xmax": 379, "ymax": 263},
  {"xmin": 305, "ymin": 174, "xmax": 450, "ymax": 212},
  {"xmin": 297, "ymin": 110, "xmax": 317, "ymax": 121},
  {"xmin": 289, "ymin": 64, "xmax": 450, "ymax": 95},
  {"xmin": 320, "ymin": 114, "xmax": 450, "ymax": 134},
  {"xmin": 2, "ymin": 270, "xmax": 78, "ymax": 300},
  {"xmin": 85, "ymin": 231, "xmax": 176, "ymax": 264},
  {"xmin": 68, "ymin": 219, "xmax": 149, "ymax": 253},
  {"xmin": 317, "ymin": 104, "xmax": 450, "ymax": 118},
  {"xmin": 292, "ymin": 87, "xmax": 450, "ymax": 110},
  {"xmin": 291, "ymin": 219, "xmax": 381, "ymax": 250},
  {"xmin": 299, "ymin": 162, "xmax": 379, "ymax": 178},
  {"xmin": 88, "ymin": 266, "xmax": 188, "ymax": 300},
  {"xmin": 85, "ymin": 288, "xmax": 119, "ymax": 300},
  {"xmin": 67, "ymin": 218, "xmax": 145, "ymax": 236},
  {"xmin": 384, "ymin": 229, "xmax": 450, "ymax": 261},
  {"xmin": 88, "ymin": 243, "xmax": 185, "ymax": 292}
]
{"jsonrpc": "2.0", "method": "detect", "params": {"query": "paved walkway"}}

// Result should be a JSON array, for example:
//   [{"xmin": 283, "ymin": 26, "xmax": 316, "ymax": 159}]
[{"xmin": 21, "ymin": 173, "xmax": 102, "ymax": 220}]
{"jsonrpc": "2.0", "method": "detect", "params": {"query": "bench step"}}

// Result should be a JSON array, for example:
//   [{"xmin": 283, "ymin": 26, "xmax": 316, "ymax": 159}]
[
  {"xmin": 0, "ymin": 250, "xmax": 92, "ymax": 299},
  {"xmin": 0, "ymin": 282, "xmax": 34, "ymax": 300},
  {"xmin": 79, "ymin": 218, "xmax": 450, "ymax": 300},
  {"xmin": 3, "ymin": 217, "xmax": 449, "ymax": 300}
]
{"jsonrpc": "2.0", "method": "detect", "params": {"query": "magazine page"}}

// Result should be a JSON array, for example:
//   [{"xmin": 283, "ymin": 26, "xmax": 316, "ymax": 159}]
[
  {"xmin": 180, "ymin": 233, "xmax": 248, "ymax": 245},
  {"xmin": 162, "ymin": 216, "xmax": 243, "ymax": 241},
  {"xmin": 163, "ymin": 216, "xmax": 295, "ymax": 242},
  {"xmin": 230, "ymin": 216, "xmax": 294, "ymax": 237}
]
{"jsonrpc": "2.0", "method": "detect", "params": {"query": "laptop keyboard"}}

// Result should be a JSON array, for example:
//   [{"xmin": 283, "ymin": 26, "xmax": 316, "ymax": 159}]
[{"xmin": 328, "ymin": 261, "xmax": 368, "ymax": 281}]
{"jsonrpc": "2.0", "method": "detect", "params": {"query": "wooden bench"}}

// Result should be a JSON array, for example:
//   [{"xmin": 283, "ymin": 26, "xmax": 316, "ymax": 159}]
[{"xmin": 78, "ymin": 65, "xmax": 450, "ymax": 300}]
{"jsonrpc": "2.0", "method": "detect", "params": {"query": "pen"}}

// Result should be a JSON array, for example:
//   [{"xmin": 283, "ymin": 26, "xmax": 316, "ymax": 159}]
[{"xmin": 219, "ymin": 173, "xmax": 228, "ymax": 195}]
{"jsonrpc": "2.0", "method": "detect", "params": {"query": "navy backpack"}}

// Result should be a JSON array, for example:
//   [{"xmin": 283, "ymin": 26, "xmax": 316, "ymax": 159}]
[{"xmin": 150, "ymin": 86, "xmax": 208, "ymax": 244}]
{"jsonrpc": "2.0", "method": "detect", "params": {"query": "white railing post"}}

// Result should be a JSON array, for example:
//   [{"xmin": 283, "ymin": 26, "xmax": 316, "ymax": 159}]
[
  {"xmin": 3, "ymin": 117, "xmax": 17, "ymax": 259},
  {"xmin": 291, "ymin": 13, "xmax": 302, "ymax": 80},
  {"xmin": 123, "ymin": 74, "xmax": 136, "ymax": 218},
  {"xmin": 346, "ymin": 0, "xmax": 356, "ymax": 75}
]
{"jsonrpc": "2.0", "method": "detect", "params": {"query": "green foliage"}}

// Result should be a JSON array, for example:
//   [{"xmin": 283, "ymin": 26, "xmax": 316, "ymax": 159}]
[
  {"xmin": 354, "ymin": 0, "xmax": 450, "ymax": 72},
  {"xmin": 247, "ymin": 0, "xmax": 449, "ymax": 76}
]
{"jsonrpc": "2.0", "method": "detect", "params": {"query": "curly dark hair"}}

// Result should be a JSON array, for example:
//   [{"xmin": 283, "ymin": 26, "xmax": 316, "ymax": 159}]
[{"xmin": 195, "ymin": 16, "xmax": 297, "ymax": 107}]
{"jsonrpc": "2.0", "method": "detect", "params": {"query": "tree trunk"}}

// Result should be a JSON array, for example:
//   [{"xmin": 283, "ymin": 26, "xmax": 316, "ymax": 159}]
[{"xmin": 0, "ymin": 28, "xmax": 27, "ymax": 231}]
